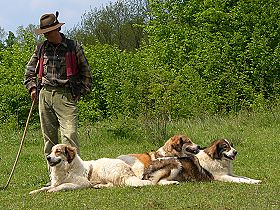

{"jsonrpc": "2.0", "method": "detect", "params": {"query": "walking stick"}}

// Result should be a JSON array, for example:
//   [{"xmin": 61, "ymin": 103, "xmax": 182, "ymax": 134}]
[{"xmin": 2, "ymin": 99, "xmax": 35, "ymax": 190}]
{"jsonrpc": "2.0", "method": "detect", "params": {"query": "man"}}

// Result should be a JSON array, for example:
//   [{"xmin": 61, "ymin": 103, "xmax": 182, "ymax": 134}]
[{"xmin": 24, "ymin": 12, "xmax": 92, "ymax": 182}]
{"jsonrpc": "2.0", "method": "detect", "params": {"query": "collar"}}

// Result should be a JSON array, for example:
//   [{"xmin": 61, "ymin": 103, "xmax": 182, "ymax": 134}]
[
  {"xmin": 60, "ymin": 33, "xmax": 68, "ymax": 48},
  {"xmin": 45, "ymin": 33, "xmax": 67, "ymax": 48}
]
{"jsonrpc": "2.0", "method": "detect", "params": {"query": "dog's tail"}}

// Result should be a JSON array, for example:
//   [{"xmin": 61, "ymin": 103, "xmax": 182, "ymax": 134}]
[{"xmin": 124, "ymin": 176, "xmax": 152, "ymax": 187}]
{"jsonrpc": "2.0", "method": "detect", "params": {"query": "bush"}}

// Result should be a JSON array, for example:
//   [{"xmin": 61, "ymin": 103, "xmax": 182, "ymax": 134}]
[{"xmin": 1, "ymin": 0, "xmax": 280, "ymax": 127}]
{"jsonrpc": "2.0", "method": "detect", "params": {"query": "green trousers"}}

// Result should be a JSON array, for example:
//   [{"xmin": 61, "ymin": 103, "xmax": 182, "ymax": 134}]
[{"xmin": 39, "ymin": 85, "xmax": 80, "ymax": 158}]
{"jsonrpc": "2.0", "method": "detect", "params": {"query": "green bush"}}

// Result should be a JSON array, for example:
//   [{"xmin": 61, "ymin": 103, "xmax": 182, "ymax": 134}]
[
  {"xmin": 146, "ymin": 0, "xmax": 280, "ymax": 113},
  {"xmin": 0, "ymin": 0, "xmax": 280, "ymax": 126},
  {"xmin": 0, "ymin": 43, "xmax": 37, "ymax": 127}
]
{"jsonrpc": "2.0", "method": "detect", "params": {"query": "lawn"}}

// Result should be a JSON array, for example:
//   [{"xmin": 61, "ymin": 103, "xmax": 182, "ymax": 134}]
[{"xmin": 0, "ymin": 110, "xmax": 279, "ymax": 209}]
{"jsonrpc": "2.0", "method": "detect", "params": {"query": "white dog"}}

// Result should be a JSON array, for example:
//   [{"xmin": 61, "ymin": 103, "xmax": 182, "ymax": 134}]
[
  {"xmin": 196, "ymin": 139, "xmax": 261, "ymax": 184},
  {"xmin": 30, "ymin": 144, "xmax": 152, "ymax": 194}
]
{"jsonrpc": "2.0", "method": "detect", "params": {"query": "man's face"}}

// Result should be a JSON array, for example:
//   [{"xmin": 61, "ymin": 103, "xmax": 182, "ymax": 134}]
[{"xmin": 43, "ymin": 29, "xmax": 57, "ymax": 40}]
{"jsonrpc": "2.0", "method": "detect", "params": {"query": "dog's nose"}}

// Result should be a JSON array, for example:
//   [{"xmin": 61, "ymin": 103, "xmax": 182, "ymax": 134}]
[
  {"xmin": 194, "ymin": 146, "xmax": 201, "ymax": 154},
  {"xmin": 233, "ymin": 150, "xmax": 237, "ymax": 156},
  {"xmin": 47, "ymin": 156, "xmax": 51, "ymax": 162}
]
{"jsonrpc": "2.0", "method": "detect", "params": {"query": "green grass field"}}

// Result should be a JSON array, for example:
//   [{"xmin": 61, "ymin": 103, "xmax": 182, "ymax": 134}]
[{"xmin": 0, "ymin": 109, "xmax": 279, "ymax": 209}]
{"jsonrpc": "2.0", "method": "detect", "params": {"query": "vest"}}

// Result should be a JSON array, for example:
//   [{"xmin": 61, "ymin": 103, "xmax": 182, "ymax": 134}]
[{"xmin": 36, "ymin": 38, "xmax": 81, "ymax": 98}]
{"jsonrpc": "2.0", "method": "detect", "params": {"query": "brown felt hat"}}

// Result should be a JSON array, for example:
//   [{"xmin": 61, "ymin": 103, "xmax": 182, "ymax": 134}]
[{"xmin": 34, "ymin": 11, "xmax": 65, "ymax": 35}]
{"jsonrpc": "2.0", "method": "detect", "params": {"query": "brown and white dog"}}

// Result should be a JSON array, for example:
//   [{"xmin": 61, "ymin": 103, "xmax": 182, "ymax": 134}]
[
  {"xmin": 117, "ymin": 134, "xmax": 200, "ymax": 178},
  {"xmin": 142, "ymin": 139, "xmax": 262, "ymax": 185},
  {"xmin": 29, "ymin": 144, "xmax": 152, "ymax": 194}
]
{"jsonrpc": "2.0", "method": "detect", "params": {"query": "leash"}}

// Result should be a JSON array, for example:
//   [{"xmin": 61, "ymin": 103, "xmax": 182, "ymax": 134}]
[{"xmin": 2, "ymin": 99, "xmax": 35, "ymax": 190}]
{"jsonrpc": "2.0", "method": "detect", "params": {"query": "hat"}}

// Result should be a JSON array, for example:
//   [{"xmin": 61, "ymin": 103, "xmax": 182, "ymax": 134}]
[{"xmin": 34, "ymin": 11, "xmax": 65, "ymax": 35}]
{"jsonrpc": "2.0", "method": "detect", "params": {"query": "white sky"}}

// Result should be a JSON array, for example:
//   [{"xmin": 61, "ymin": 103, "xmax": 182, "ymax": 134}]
[{"xmin": 0, "ymin": 0, "xmax": 117, "ymax": 34}]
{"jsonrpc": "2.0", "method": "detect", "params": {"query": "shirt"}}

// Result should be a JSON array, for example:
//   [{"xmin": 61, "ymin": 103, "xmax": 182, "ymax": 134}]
[{"xmin": 24, "ymin": 33, "xmax": 92, "ymax": 96}]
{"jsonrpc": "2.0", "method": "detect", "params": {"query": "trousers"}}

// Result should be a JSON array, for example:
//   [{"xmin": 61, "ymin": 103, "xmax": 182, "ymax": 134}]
[{"xmin": 39, "ymin": 85, "xmax": 80, "ymax": 158}]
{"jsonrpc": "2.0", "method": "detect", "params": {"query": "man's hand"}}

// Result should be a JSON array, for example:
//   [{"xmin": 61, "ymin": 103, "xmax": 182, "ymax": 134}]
[
  {"xmin": 73, "ymin": 95, "xmax": 80, "ymax": 102},
  {"xmin": 30, "ymin": 87, "xmax": 37, "ymax": 102}
]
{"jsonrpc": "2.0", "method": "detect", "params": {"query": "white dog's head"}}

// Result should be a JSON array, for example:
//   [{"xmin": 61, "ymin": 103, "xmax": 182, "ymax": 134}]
[
  {"xmin": 204, "ymin": 139, "xmax": 237, "ymax": 160},
  {"xmin": 46, "ymin": 144, "xmax": 77, "ymax": 167}
]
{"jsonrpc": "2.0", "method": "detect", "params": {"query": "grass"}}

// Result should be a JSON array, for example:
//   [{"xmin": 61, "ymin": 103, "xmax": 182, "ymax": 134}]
[{"xmin": 0, "ymin": 109, "xmax": 279, "ymax": 209}]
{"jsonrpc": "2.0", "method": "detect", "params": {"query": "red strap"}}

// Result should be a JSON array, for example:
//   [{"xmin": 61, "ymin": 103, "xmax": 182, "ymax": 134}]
[
  {"xmin": 71, "ymin": 52, "xmax": 78, "ymax": 76},
  {"xmin": 38, "ymin": 57, "xmax": 44, "ymax": 80},
  {"xmin": 65, "ymin": 52, "xmax": 72, "ymax": 77},
  {"xmin": 38, "ymin": 41, "xmax": 77, "ymax": 79},
  {"xmin": 36, "ymin": 41, "xmax": 47, "ymax": 79},
  {"xmin": 66, "ymin": 52, "xmax": 78, "ymax": 77}
]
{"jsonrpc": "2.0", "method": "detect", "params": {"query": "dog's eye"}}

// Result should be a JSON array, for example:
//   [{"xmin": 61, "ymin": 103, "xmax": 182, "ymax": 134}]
[{"xmin": 55, "ymin": 149, "xmax": 62, "ymax": 154}]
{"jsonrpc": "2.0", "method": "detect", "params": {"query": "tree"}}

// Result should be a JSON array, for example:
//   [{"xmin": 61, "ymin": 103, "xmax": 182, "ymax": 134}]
[
  {"xmin": 15, "ymin": 24, "xmax": 42, "ymax": 49},
  {"xmin": 5, "ymin": 31, "xmax": 16, "ymax": 47},
  {"xmin": 0, "ymin": 26, "xmax": 6, "ymax": 48},
  {"xmin": 67, "ymin": 0, "xmax": 149, "ymax": 51},
  {"xmin": 145, "ymin": 0, "xmax": 280, "ymax": 113}
]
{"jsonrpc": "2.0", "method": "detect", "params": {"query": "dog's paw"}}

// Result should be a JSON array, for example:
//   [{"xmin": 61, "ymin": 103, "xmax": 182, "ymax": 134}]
[
  {"xmin": 29, "ymin": 189, "xmax": 40, "ymax": 195},
  {"xmin": 47, "ymin": 188, "xmax": 58, "ymax": 192},
  {"xmin": 93, "ymin": 183, "xmax": 114, "ymax": 188},
  {"xmin": 93, "ymin": 184, "xmax": 102, "ymax": 189},
  {"xmin": 141, "ymin": 180, "xmax": 153, "ymax": 186},
  {"xmin": 158, "ymin": 180, "xmax": 179, "ymax": 185},
  {"xmin": 29, "ymin": 186, "xmax": 50, "ymax": 194},
  {"xmin": 251, "ymin": 179, "xmax": 262, "ymax": 184}
]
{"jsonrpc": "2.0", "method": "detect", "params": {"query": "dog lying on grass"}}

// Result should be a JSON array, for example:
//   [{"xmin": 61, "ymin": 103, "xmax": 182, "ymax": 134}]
[
  {"xmin": 142, "ymin": 139, "xmax": 262, "ymax": 185},
  {"xmin": 29, "ymin": 144, "xmax": 152, "ymax": 194},
  {"xmin": 117, "ymin": 134, "xmax": 200, "ymax": 178}
]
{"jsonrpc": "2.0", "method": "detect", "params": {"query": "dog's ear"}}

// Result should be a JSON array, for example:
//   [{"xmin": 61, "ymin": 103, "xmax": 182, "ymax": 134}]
[
  {"xmin": 65, "ymin": 146, "xmax": 76, "ymax": 163},
  {"xmin": 164, "ymin": 137, "xmax": 174, "ymax": 153},
  {"xmin": 204, "ymin": 146, "xmax": 214, "ymax": 159},
  {"xmin": 172, "ymin": 136, "xmax": 183, "ymax": 152},
  {"xmin": 214, "ymin": 143, "xmax": 224, "ymax": 159},
  {"xmin": 204, "ymin": 141, "xmax": 221, "ymax": 159}
]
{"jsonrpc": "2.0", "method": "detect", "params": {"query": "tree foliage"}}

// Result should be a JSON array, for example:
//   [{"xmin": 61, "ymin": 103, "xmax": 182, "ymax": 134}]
[
  {"xmin": 145, "ymin": 0, "xmax": 280, "ymax": 113},
  {"xmin": 67, "ymin": 0, "xmax": 149, "ymax": 51},
  {"xmin": 0, "ymin": 0, "xmax": 280, "ymax": 127}
]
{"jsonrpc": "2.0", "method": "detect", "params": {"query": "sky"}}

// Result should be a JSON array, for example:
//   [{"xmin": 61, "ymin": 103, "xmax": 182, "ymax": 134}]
[{"xmin": 0, "ymin": 0, "xmax": 118, "ymax": 34}]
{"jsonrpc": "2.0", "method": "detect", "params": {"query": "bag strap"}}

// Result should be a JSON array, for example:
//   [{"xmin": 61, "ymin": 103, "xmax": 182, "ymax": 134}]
[
  {"xmin": 36, "ymin": 40, "xmax": 47, "ymax": 80},
  {"xmin": 65, "ymin": 38, "xmax": 78, "ymax": 78},
  {"xmin": 36, "ymin": 38, "xmax": 78, "ymax": 80}
]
